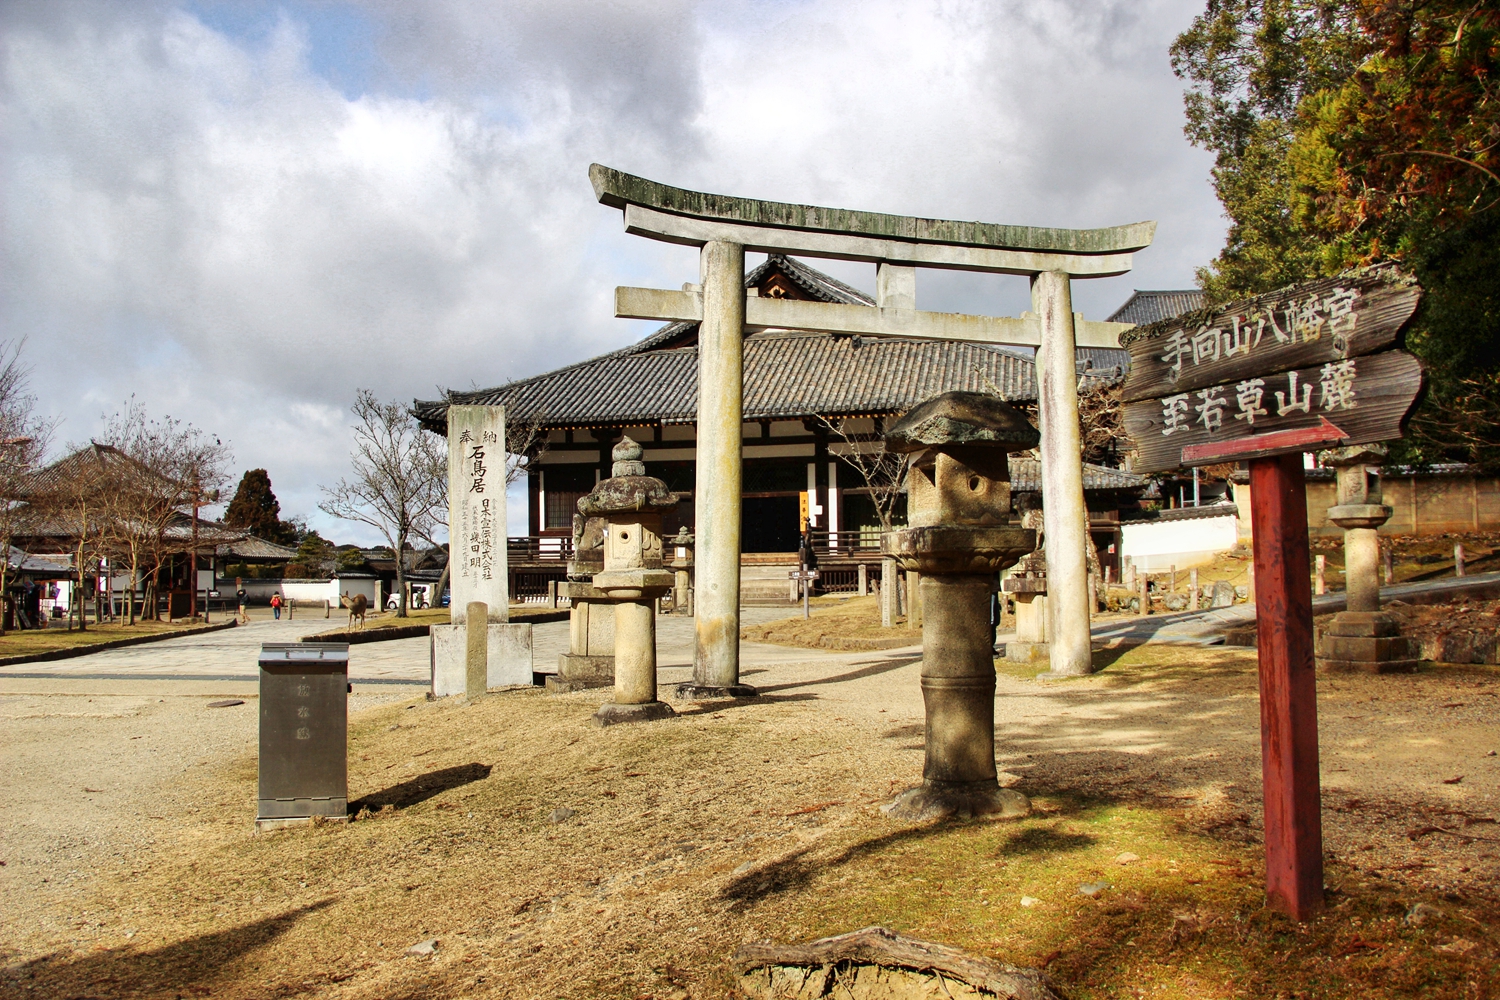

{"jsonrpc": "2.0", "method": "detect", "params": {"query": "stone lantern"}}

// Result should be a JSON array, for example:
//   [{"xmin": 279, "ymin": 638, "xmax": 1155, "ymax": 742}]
[
  {"xmin": 880, "ymin": 391, "xmax": 1039, "ymax": 820},
  {"xmin": 1003, "ymin": 509, "xmax": 1048, "ymax": 663},
  {"xmin": 1316, "ymin": 444, "xmax": 1416, "ymax": 672},
  {"xmin": 667, "ymin": 527, "xmax": 694, "ymax": 615},
  {"xmin": 578, "ymin": 437, "xmax": 679, "ymax": 724}
]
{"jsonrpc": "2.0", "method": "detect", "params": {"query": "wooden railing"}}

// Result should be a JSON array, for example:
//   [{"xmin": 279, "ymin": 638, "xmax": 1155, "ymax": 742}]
[{"xmin": 507, "ymin": 535, "xmax": 574, "ymax": 564}]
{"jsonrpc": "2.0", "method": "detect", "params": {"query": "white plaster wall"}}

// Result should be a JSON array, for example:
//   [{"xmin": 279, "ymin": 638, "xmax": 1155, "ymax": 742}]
[{"xmin": 1120, "ymin": 514, "xmax": 1238, "ymax": 572}]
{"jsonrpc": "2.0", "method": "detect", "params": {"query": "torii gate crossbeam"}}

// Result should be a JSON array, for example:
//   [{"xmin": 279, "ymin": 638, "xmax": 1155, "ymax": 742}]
[{"xmin": 591, "ymin": 164, "xmax": 1155, "ymax": 693}]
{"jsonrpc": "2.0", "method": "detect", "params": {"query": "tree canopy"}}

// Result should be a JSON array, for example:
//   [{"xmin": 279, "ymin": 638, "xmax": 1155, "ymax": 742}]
[
  {"xmin": 1173, "ymin": 0, "xmax": 1500, "ymax": 467},
  {"xmin": 224, "ymin": 469, "xmax": 297, "ymax": 543}
]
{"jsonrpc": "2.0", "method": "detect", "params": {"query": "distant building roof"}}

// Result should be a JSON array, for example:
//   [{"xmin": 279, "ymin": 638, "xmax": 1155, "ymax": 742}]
[
  {"xmin": 215, "ymin": 536, "xmax": 298, "ymax": 561},
  {"xmin": 6, "ymin": 547, "xmax": 72, "ymax": 576},
  {"xmin": 1009, "ymin": 457, "xmax": 1146, "ymax": 493},
  {"xmin": 415, "ymin": 255, "xmax": 1120, "ymax": 433},
  {"xmin": 1106, "ymin": 289, "xmax": 1206, "ymax": 326}
]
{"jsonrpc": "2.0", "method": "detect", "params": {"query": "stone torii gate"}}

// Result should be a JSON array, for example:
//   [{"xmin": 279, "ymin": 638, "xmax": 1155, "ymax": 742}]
[{"xmin": 590, "ymin": 164, "xmax": 1154, "ymax": 691}]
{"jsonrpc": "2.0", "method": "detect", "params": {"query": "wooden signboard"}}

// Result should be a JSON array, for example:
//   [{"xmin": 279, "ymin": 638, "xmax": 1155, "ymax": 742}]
[
  {"xmin": 1118, "ymin": 266, "xmax": 1425, "ymax": 921},
  {"xmin": 1123, "ymin": 351, "xmax": 1422, "ymax": 472},
  {"xmin": 1121, "ymin": 266, "xmax": 1423, "ymax": 474}
]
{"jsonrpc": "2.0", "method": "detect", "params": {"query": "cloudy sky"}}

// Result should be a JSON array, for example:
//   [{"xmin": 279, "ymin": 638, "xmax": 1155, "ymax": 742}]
[{"xmin": 1, "ymin": 0, "xmax": 1223, "ymax": 541}]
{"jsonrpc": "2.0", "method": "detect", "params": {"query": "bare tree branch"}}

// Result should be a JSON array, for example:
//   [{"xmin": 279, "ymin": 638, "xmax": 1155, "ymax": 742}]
[
  {"xmin": 814, "ymin": 413, "xmax": 910, "ymax": 537},
  {"xmin": 0, "ymin": 339, "xmax": 52, "ymax": 634},
  {"xmin": 320, "ymin": 390, "xmax": 445, "ymax": 618}
]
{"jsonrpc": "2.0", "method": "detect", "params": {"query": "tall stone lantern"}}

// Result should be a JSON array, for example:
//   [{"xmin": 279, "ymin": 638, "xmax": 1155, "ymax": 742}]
[
  {"xmin": 880, "ymin": 392, "xmax": 1040, "ymax": 820},
  {"xmin": 1316, "ymin": 444, "xmax": 1416, "ymax": 672},
  {"xmin": 579, "ymin": 437, "xmax": 680, "ymax": 724}
]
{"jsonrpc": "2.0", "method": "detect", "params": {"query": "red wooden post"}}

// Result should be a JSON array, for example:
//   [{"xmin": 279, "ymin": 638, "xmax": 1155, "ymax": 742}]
[{"xmin": 1249, "ymin": 454, "xmax": 1324, "ymax": 919}]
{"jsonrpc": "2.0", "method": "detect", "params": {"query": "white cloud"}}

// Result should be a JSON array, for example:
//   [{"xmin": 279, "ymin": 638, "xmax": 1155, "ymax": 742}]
[{"xmin": 1, "ymin": 0, "xmax": 1223, "ymax": 542}]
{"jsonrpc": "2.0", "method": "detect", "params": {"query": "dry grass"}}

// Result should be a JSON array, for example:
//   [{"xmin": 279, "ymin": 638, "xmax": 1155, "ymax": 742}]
[
  {"xmin": 739, "ymin": 596, "xmax": 916, "ymax": 650},
  {"xmin": 0, "ymin": 619, "xmax": 195, "ymax": 659},
  {"xmin": 7, "ymin": 644, "xmax": 1499, "ymax": 1000}
]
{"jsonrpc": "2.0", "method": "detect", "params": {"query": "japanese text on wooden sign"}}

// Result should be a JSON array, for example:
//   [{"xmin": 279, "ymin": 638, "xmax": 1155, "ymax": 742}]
[{"xmin": 1120, "ymin": 267, "xmax": 1424, "ymax": 474}]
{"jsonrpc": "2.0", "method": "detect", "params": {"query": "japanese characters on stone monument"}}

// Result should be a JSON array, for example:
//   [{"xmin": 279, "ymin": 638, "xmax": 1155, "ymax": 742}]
[{"xmin": 446, "ymin": 404, "xmax": 509, "ymax": 625}]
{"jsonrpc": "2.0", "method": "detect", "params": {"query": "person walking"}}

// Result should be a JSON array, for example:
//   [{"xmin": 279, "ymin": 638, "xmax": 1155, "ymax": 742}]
[
  {"xmin": 235, "ymin": 579, "xmax": 248, "ymax": 625},
  {"xmin": 270, "ymin": 593, "xmax": 283, "ymax": 620}
]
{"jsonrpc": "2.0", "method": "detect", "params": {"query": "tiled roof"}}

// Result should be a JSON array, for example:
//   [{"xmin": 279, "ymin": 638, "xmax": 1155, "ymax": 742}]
[
  {"xmin": 18, "ymin": 443, "xmax": 150, "ymax": 496},
  {"xmin": 215, "ymin": 535, "xmax": 299, "ymax": 560},
  {"xmin": 415, "ymin": 255, "xmax": 1124, "ymax": 432},
  {"xmin": 1106, "ymin": 289, "xmax": 1206, "ymax": 326},
  {"xmin": 418, "ymin": 332, "xmax": 1037, "ymax": 429},
  {"xmin": 413, "ymin": 257, "xmax": 1151, "ymax": 499},
  {"xmin": 1009, "ymin": 457, "xmax": 1146, "ymax": 493}
]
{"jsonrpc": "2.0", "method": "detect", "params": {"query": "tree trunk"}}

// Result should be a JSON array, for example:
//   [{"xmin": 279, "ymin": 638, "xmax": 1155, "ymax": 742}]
[
  {"xmin": 433, "ymin": 560, "xmax": 450, "ymax": 613},
  {"xmin": 74, "ymin": 538, "xmax": 87, "ymax": 633},
  {"xmin": 395, "ymin": 532, "xmax": 408, "ymax": 618},
  {"xmin": 128, "ymin": 549, "xmax": 140, "ymax": 625}
]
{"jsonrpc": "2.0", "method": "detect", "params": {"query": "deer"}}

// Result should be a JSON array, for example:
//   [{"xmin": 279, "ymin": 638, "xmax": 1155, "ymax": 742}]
[{"xmin": 340, "ymin": 592, "xmax": 369, "ymax": 630}]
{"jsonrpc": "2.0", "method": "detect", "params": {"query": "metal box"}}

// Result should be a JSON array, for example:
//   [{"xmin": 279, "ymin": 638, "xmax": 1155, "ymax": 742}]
[{"xmin": 257, "ymin": 642, "xmax": 349, "ymax": 830}]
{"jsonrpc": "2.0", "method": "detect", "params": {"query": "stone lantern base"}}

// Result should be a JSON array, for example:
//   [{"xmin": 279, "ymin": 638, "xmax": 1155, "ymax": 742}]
[{"xmin": 1316, "ymin": 611, "xmax": 1418, "ymax": 673}]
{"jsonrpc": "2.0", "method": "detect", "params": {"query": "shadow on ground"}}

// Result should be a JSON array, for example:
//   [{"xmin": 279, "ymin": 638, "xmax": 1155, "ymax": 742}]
[
  {"xmin": 754, "ymin": 655, "xmax": 919, "ymax": 695},
  {"xmin": 350, "ymin": 762, "xmax": 492, "ymax": 812},
  {"xmin": 4, "ymin": 901, "xmax": 333, "ymax": 998}
]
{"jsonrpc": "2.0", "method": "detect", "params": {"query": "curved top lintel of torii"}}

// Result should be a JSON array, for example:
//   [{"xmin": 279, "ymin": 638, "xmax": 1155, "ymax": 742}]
[{"xmin": 590, "ymin": 163, "xmax": 1156, "ymax": 259}]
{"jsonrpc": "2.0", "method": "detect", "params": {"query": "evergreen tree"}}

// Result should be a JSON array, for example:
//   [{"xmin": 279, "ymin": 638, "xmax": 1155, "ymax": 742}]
[
  {"xmin": 224, "ymin": 469, "xmax": 294, "ymax": 542},
  {"xmin": 1173, "ymin": 0, "xmax": 1500, "ymax": 468}
]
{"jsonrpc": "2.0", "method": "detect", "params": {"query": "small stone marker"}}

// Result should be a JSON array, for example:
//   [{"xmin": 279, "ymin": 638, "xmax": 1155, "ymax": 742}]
[
  {"xmin": 405, "ymin": 938, "xmax": 438, "ymax": 957},
  {"xmin": 207, "ymin": 699, "xmax": 245, "ymax": 709},
  {"xmin": 1078, "ymin": 882, "xmax": 1111, "ymax": 897},
  {"xmin": 1210, "ymin": 580, "xmax": 1235, "ymax": 608}
]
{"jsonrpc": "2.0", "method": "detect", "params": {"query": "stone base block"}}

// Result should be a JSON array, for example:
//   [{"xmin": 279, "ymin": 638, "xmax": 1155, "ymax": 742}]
[
  {"xmin": 881, "ymin": 780, "xmax": 1030, "ymax": 822},
  {"xmin": 590, "ymin": 700, "xmax": 676, "ymax": 727},
  {"xmin": 1314, "ymin": 611, "xmax": 1418, "ymax": 674},
  {"xmin": 430, "ymin": 623, "xmax": 533, "ymax": 698},
  {"xmin": 1004, "ymin": 641, "xmax": 1049, "ymax": 663},
  {"xmin": 670, "ymin": 682, "xmax": 758, "ymax": 701},
  {"xmin": 1323, "ymin": 611, "xmax": 1402, "ymax": 638},
  {"xmin": 554, "ymin": 652, "xmax": 614, "ymax": 688},
  {"xmin": 1319, "ymin": 634, "xmax": 1414, "ymax": 662},
  {"xmin": 1317, "ymin": 657, "xmax": 1420, "ymax": 674}
]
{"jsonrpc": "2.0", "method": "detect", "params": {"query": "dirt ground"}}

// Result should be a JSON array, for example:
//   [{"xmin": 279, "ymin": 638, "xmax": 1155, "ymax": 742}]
[{"xmin": 3, "ymin": 643, "xmax": 1499, "ymax": 1000}]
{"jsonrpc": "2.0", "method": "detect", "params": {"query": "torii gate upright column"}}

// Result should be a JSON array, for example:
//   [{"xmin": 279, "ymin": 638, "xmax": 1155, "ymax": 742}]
[
  {"xmin": 683, "ymin": 240, "xmax": 756, "ymax": 698},
  {"xmin": 1032, "ymin": 270, "xmax": 1093, "ymax": 677}
]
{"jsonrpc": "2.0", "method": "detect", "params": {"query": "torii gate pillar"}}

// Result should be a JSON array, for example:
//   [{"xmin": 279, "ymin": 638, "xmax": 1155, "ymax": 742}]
[
  {"xmin": 680, "ymin": 240, "xmax": 756, "ymax": 698},
  {"xmin": 1032, "ymin": 271, "xmax": 1093, "ymax": 677}
]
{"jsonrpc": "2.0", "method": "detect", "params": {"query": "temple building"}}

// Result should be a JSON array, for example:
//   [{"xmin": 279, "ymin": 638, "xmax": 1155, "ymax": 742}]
[{"xmin": 415, "ymin": 255, "xmax": 1150, "ymax": 597}]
